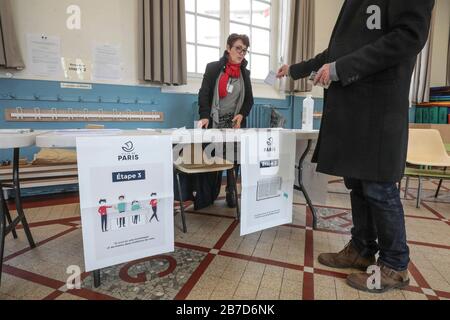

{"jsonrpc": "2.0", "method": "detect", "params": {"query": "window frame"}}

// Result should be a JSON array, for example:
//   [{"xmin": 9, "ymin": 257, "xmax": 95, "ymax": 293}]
[
  {"xmin": 185, "ymin": 0, "xmax": 280, "ymax": 83},
  {"xmin": 185, "ymin": 1, "xmax": 222, "ymax": 76}
]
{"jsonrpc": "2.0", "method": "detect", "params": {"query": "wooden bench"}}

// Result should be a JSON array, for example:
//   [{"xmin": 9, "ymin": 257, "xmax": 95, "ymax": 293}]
[{"xmin": 0, "ymin": 163, "xmax": 79, "ymax": 199}]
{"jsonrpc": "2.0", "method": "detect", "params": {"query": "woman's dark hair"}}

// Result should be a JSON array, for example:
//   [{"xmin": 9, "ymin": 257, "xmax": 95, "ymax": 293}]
[{"xmin": 227, "ymin": 33, "xmax": 250, "ymax": 49}]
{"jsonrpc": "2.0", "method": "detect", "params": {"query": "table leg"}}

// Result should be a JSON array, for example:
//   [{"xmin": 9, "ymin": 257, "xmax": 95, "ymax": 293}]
[
  {"xmin": 176, "ymin": 172, "xmax": 187, "ymax": 233},
  {"xmin": 0, "ymin": 187, "xmax": 6, "ymax": 285},
  {"xmin": 12, "ymin": 148, "xmax": 35, "ymax": 248},
  {"xmin": 93, "ymin": 270, "xmax": 101, "ymax": 288},
  {"xmin": 231, "ymin": 165, "xmax": 240, "ymax": 220},
  {"xmin": 435, "ymin": 179, "xmax": 443, "ymax": 198},
  {"xmin": 294, "ymin": 139, "xmax": 318, "ymax": 229},
  {"xmin": 1, "ymin": 189, "xmax": 17, "ymax": 239}
]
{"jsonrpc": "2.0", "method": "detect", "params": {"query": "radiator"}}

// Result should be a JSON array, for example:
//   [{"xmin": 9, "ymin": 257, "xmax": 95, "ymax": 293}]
[{"xmin": 247, "ymin": 104, "xmax": 273, "ymax": 128}]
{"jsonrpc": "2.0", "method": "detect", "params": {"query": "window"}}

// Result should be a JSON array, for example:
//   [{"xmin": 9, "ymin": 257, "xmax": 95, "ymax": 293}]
[
  {"xmin": 186, "ymin": 0, "xmax": 221, "ymax": 75},
  {"xmin": 229, "ymin": 0, "xmax": 272, "ymax": 80},
  {"xmin": 186, "ymin": 0, "xmax": 278, "ymax": 81}
]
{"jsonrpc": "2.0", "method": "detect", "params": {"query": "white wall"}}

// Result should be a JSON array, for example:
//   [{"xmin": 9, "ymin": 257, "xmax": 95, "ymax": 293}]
[
  {"xmin": 5, "ymin": 0, "xmax": 345, "ymax": 95},
  {"xmin": 4, "ymin": 0, "xmax": 449, "ymax": 96},
  {"xmin": 9, "ymin": 0, "xmax": 140, "ymax": 85}
]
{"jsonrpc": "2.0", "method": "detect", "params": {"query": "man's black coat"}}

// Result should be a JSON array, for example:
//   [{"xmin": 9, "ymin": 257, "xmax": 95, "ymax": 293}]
[{"xmin": 290, "ymin": 0, "xmax": 435, "ymax": 182}]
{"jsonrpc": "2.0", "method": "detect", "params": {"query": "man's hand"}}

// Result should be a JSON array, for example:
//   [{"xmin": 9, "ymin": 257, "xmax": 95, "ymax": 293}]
[
  {"xmin": 314, "ymin": 64, "xmax": 332, "ymax": 87},
  {"xmin": 276, "ymin": 65, "xmax": 290, "ymax": 79},
  {"xmin": 232, "ymin": 115, "xmax": 244, "ymax": 129},
  {"xmin": 198, "ymin": 119, "xmax": 209, "ymax": 129}
]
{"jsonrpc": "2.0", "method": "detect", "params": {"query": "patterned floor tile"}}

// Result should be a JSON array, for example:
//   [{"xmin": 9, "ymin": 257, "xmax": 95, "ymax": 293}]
[
  {"xmin": 81, "ymin": 248, "xmax": 207, "ymax": 300},
  {"xmin": 1, "ymin": 179, "xmax": 449, "ymax": 301}
]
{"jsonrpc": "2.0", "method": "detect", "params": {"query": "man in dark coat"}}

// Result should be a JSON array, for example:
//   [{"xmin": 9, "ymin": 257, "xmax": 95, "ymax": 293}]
[{"xmin": 277, "ymin": 0, "xmax": 435, "ymax": 293}]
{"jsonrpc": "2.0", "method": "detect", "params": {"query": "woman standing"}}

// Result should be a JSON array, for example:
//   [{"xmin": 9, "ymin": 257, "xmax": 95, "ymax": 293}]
[{"xmin": 198, "ymin": 34, "xmax": 254, "ymax": 207}]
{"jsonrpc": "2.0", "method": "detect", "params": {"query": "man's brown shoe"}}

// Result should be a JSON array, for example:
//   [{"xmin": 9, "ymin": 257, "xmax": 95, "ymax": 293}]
[
  {"xmin": 318, "ymin": 241, "xmax": 376, "ymax": 271},
  {"xmin": 346, "ymin": 263, "xmax": 410, "ymax": 293}
]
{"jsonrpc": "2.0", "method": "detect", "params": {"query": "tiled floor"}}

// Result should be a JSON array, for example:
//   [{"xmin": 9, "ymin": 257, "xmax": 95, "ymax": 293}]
[{"xmin": 1, "ymin": 177, "xmax": 449, "ymax": 300}]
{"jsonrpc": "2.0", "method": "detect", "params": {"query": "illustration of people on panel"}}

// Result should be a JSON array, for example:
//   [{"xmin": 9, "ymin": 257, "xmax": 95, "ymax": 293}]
[
  {"xmin": 131, "ymin": 200, "xmax": 141, "ymax": 224},
  {"xmin": 116, "ymin": 195, "xmax": 127, "ymax": 228},
  {"xmin": 98, "ymin": 199, "xmax": 112, "ymax": 232},
  {"xmin": 149, "ymin": 193, "xmax": 159, "ymax": 223}
]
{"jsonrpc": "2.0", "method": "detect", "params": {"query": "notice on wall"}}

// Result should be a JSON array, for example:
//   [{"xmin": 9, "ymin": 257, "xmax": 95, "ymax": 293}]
[
  {"xmin": 60, "ymin": 82, "xmax": 93, "ymax": 90},
  {"xmin": 62, "ymin": 57, "xmax": 91, "ymax": 81},
  {"xmin": 26, "ymin": 34, "xmax": 63, "ymax": 77},
  {"xmin": 92, "ymin": 43, "xmax": 122, "ymax": 82},
  {"xmin": 240, "ymin": 130, "xmax": 296, "ymax": 236},
  {"xmin": 77, "ymin": 135, "xmax": 174, "ymax": 272}
]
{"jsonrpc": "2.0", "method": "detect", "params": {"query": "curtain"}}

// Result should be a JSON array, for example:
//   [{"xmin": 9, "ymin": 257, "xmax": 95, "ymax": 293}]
[
  {"xmin": 286, "ymin": 0, "xmax": 315, "ymax": 92},
  {"xmin": 139, "ymin": 0, "xmax": 187, "ymax": 85},
  {"xmin": 0, "ymin": 0, "xmax": 24, "ymax": 69},
  {"xmin": 410, "ymin": 9, "xmax": 436, "ymax": 104}
]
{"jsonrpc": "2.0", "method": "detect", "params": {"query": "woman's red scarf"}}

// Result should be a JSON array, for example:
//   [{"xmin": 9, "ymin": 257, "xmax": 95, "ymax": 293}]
[{"xmin": 219, "ymin": 62, "xmax": 241, "ymax": 99}]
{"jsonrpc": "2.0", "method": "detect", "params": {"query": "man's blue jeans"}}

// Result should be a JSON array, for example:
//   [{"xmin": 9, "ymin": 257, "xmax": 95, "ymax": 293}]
[{"xmin": 344, "ymin": 178, "xmax": 410, "ymax": 271}]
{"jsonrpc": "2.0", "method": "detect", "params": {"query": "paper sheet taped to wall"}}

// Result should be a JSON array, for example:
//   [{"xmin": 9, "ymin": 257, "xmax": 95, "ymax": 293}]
[
  {"xmin": 92, "ymin": 44, "xmax": 122, "ymax": 81},
  {"xmin": 27, "ymin": 34, "xmax": 62, "ymax": 77}
]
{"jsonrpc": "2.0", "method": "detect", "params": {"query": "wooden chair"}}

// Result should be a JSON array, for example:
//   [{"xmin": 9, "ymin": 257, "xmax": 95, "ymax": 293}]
[{"xmin": 174, "ymin": 145, "xmax": 239, "ymax": 233}]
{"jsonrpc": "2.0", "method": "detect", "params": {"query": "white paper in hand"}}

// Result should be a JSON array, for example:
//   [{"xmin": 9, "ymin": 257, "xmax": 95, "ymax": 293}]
[{"xmin": 264, "ymin": 71, "xmax": 277, "ymax": 86}]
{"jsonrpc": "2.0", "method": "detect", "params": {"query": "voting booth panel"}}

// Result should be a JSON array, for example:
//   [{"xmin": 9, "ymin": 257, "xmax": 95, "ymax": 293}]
[
  {"xmin": 240, "ymin": 131, "xmax": 296, "ymax": 236},
  {"xmin": 76, "ymin": 135, "xmax": 174, "ymax": 272}
]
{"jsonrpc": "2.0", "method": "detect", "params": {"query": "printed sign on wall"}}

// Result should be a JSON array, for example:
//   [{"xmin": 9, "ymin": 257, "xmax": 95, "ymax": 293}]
[
  {"xmin": 27, "ymin": 34, "xmax": 63, "ymax": 77},
  {"xmin": 62, "ymin": 57, "xmax": 91, "ymax": 81},
  {"xmin": 76, "ymin": 135, "xmax": 174, "ymax": 272},
  {"xmin": 240, "ymin": 130, "xmax": 296, "ymax": 236},
  {"xmin": 92, "ymin": 43, "xmax": 122, "ymax": 82}
]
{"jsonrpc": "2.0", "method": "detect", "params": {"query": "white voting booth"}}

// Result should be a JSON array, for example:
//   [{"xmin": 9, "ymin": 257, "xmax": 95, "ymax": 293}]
[
  {"xmin": 76, "ymin": 135, "xmax": 174, "ymax": 272},
  {"xmin": 240, "ymin": 130, "xmax": 296, "ymax": 236}
]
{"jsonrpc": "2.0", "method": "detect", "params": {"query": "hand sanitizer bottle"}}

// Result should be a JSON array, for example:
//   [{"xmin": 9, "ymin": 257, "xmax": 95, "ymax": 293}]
[{"xmin": 302, "ymin": 95, "xmax": 314, "ymax": 131}]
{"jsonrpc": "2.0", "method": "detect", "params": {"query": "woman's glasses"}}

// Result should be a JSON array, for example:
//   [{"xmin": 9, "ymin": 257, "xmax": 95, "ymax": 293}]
[{"xmin": 233, "ymin": 46, "xmax": 249, "ymax": 56}]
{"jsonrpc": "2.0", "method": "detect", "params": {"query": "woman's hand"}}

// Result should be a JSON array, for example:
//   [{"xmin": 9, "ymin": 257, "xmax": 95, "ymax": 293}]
[
  {"xmin": 232, "ymin": 115, "xmax": 244, "ymax": 129},
  {"xmin": 198, "ymin": 119, "xmax": 209, "ymax": 129}
]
